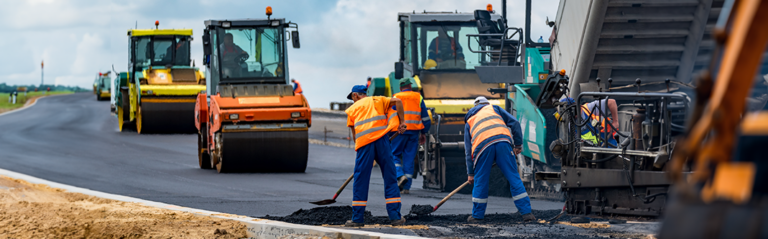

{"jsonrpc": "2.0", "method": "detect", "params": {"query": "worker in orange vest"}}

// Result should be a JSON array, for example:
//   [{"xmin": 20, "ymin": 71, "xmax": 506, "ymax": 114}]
[
  {"xmin": 291, "ymin": 79, "xmax": 303, "ymax": 94},
  {"xmin": 390, "ymin": 78, "xmax": 431, "ymax": 194},
  {"xmin": 344, "ymin": 85, "xmax": 407, "ymax": 227},
  {"xmin": 464, "ymin": 96, "xmax": 534, "ymax": 222}
]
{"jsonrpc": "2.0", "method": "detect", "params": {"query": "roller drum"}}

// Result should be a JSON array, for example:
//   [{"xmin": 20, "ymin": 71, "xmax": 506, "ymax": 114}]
[
  {"xmin": 219, "ymin": 130, "xmax": 308, "ymax": 173},
  {"xmin": 139, "ymin": 101, "xmax": 197, "ymax": 133}
]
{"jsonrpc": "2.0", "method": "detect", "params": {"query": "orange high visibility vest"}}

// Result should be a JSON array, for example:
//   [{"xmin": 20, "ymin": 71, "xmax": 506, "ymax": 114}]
[
  {"xmin": 346, "ymin": 96, "xmax": 399, "ymax": 150},
  {"xmin": 581, "ymin": 103, "xmax": 616, "ymax": 135},
  {"xmin": 467, "ymin": 105, "xmax": 512, "ymax": 159},
  {"xmin": 293, "ymin": 80, "xmax": 303, "ymax": 94},
  {"xmin": 391, "ymin": 91, "xmax": 424, "ymax": 131}
]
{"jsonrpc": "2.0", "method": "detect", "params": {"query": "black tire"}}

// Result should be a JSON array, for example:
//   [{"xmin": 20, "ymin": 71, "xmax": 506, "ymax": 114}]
[
  {"xmin": 214, "ymin": 133, "xmax": 228, "ymax": 173},
  {"xmin": 198, "ymin": 125, "xmax": 212, "ymax": 169}
]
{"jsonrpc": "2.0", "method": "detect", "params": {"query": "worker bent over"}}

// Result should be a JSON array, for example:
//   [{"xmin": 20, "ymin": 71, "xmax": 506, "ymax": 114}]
[
  {"xmin": 344, "ymin": 85, "xmax": 407, "ymax": 227},
  {"xmin": 580, "ymin": 98, "xmax": 619, "ymax": 147},
  {"xmin": 389, "ymin": 78, "xmax": 431, "ymax": 194},
  {"xmin": 464, "ymin": 97, "xmax": 535, "ymax": 222}
]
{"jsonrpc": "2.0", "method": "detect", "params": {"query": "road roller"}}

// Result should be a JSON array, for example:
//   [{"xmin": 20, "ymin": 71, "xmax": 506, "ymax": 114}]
[
  {"xmin": 195, "ymin": 7, "xmax": 311, "ymax": 173},
  {"xmin": 115, "ymin": 21, "xmax": 206, "ymax": 134},
  {"xmin": 93, "ymin": 72, "xmax": 111, "ymax": 101}
]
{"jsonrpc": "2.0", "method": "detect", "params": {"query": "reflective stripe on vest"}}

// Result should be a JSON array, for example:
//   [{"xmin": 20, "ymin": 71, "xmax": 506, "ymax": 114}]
[
  {"xmin": 345, "ymin": 96, "xmax": 399, "ymax": 150},
  {"xmin": 467, "ymin": 105, "xmax": 512, "ymax": 159},
  {"xmin": 391, "ymin": 91, "xmax": 424, "ymax": 131},
  {"xmin": 581, "ymin": 103, "xmax": 615, "ymax": 135}
]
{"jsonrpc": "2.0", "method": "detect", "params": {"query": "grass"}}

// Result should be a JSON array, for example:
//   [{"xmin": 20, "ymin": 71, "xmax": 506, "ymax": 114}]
[{"xmin": 0, "ymin": 91, "xmax": 73, "ymax": 112}]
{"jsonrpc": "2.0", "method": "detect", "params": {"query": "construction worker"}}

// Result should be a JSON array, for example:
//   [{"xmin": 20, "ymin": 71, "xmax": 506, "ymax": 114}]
[
  {"xmin": 344, "ymin": 85, "xmax": 407, "ymax": 227},
  {"xmin": 579, "ymin": 98, "xmax": 618, "ymax": 147},
  {"xmin": 220, "ymin": 33, "xmax": 248, "ymax": 78},
  {"xmin": 291, "ymin": 79, "xmax": 303, "ymax": 94},
  {"xmin": 366, "ymin": 77, "xmax": 372, "ymax": 88},
  {"xmin": 464, "ymin": 96, "xmax": 534, "ymax": 222},
  {"xmin": 390, "ymin": 78, "xmax": 431, "ymax": 194},
  {"xmin": 428, "ymin": 28, "xmax": 464, "ymax": 64}
]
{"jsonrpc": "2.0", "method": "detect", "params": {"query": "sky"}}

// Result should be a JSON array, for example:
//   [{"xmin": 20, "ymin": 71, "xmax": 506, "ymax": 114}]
[{"xmin": 0, "ymin": 0, "xmax": 559, "ymax": 107}]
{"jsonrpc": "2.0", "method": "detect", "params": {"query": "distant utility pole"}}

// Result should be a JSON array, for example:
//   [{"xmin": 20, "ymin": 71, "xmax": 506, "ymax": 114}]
[{"xmin": 41, "ymin": 60, "xmax": 44, "ymax": 86}]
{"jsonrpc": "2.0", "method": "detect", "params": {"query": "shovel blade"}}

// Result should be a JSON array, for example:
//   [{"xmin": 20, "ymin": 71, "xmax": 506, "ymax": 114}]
[{"xmin": 309, "ymin": 199, "xmax": 337, "ymax": 205}]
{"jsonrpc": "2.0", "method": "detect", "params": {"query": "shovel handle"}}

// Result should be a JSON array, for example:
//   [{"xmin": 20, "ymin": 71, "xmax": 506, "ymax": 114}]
[
  {"xmin": 332, "ymin": 133, "xmax": 397, "ymax": 201},
  {"xmin": 389, "ymin": 132, "xmax": 399, "ymax": 141},
  {"xmin": 433, "ymin": 181, "xmax": 471, "ymax": 211},
  {"xmin": 332, "ymin": 173, "xmax": 355, "ymax": 200}
]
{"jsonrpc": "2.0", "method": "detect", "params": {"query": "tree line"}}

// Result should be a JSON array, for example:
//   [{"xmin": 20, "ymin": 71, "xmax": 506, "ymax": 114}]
[{"xmin": 0, "ymin": 83, "xmax": 86, "ymax": 93}]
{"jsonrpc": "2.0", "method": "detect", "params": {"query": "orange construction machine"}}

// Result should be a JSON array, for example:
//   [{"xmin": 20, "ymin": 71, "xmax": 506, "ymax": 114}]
[{"xmin": 195, "ymin": 8, "xmax": 311, "ymax": 173}]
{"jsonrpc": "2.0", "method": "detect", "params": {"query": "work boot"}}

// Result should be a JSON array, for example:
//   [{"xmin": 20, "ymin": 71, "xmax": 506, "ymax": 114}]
[
  {"xmin": 397, "ymin": 176, "xmax": 408, "ymax": 190},
  {"xmin": 401, "ymin": 189, "xmax": 410, "ymax": 194},
  {"xmin": 467, "ymin": 216, "xmax": 483, "ymax": 223},
  {"xmin": 391, "ymin": 218, "xmax": 406, "ymax": 226},
  {"xmin": 344, "ymin": 220, "xmax": 364, "ymax": 227},
  {"xmin": 522, "ymin": 213, "xmax": 537, "ymax": 222}
]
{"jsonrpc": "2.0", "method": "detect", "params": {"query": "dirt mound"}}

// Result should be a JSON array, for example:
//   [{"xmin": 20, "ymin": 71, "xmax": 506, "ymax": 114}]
[{"xmin": 0, "ymin": 176, "xmax": 247, "ymax": 238}]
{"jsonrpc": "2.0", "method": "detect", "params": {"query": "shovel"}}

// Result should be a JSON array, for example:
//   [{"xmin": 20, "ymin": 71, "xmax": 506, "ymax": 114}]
[
  {"xmin": 309, "ymin": 173, "xmax": 354, "ymax": 205},
  {"xmin": 309, "ymin": 132, "xmax": 400, "ymax": 205},
  {"xmin": 410, "ymin": 180, "xmax": 472, "ymax": 216}
]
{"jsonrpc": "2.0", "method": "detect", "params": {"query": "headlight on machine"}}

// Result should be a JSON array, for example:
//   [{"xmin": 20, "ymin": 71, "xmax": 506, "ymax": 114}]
[
  {"xmin": 229, "ymin": 114, "xmax": 239, "ymax": 120},
  {"xmin": 291, "ymin": 112, "xmax": 301, "ymax": 118}
]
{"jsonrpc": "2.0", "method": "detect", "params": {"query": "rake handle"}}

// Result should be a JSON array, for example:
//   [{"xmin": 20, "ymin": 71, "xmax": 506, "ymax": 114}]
[{"xmin": 434, "ymin": 181, "xmax": 471, "ymax": 211}]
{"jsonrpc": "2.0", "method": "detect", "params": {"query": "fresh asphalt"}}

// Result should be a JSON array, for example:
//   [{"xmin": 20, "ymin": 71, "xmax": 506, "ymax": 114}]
[{"xmin": 0, "ymin": 93, "xmax": 561, "ymax": 218}]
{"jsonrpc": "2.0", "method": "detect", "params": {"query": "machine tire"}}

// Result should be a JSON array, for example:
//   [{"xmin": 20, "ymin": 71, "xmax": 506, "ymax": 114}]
[
  {"xmin": 117, "ymin": 106, "xmax": 135, "ymax": 132},
  {"xmin": 198, "ymin": 125, "xmax": 212, "ymax": 169},
  {"xmin": 136, "ymin": 105, "xmax": 144, "ymax": 134},
  {"xmin": 117, "ymin": 107, "xmax": 124, "ymax": 131},
  {"xmin": 214, "ymin": 133, "xmax": 228, "ymax": 173}
]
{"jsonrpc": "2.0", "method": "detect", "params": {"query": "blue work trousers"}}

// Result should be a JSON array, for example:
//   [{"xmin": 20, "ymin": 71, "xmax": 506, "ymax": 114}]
[
  {"xmin": 390, "ymin": 131, "xmax": 419, "ymax": 190},
  {"xmin": 471, "ymin": 142, "xmax": 532, "ymax": 219},
  {"xmin": 352, "ymin": 136, "xmax": 402, "ymax": 223}
]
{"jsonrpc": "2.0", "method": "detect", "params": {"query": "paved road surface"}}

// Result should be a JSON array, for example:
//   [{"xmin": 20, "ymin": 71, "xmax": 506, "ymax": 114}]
[{"xmin": 0, "ymin": 93, "xmax": 561, "ymax": 218}]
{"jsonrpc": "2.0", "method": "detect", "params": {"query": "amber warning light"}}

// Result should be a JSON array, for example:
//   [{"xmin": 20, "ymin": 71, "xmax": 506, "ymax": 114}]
[
  {"xmin": 559, "ymin": 69, "xmax": 566, "ymax": 76},
  {"xmin": 487, "ymin": 4, "xmax": 493, "ymax": 12},
  {"xmin": 155, "ymin": 20, "xmax": 159, "ymax": 29},
  {"xmin": 266, "ymin": 6, "xmax": 273, "ymax": 16}
]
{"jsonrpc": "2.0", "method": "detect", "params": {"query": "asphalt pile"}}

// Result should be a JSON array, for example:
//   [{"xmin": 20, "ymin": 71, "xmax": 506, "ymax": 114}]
[
  {"xmin": 263, "ymin": 206, "xmax": 391, "ymax": 225},
  {"xmin": 264, "ymin": 206, "xmax": 575, "ymax": 226},
  {"xmin": 262, "ymin": 207, "xmax": 655, "ymax": 238}
]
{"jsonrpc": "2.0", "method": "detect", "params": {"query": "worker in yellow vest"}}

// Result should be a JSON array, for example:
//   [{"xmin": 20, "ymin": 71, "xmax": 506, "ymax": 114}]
[
  {"xmin": 464, "ymin": 96, "xmax": 534, "ymax": 222},
  {"xmin": 580, "ymin": 99, "xmax": 618, "ymax": 147},
  {"xmin": 390, "ymin": 78, "xmax": 431, "ymax": 194},
  {"xmin": 344, "ymin": 85, "xmax": 407, "ymax": 227}
]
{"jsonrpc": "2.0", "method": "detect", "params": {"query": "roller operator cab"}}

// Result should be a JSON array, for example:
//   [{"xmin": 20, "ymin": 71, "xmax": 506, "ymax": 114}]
[
  {"xmin": 368, "ymin": 8, "xmax": 524, "ymax": 195},
  {"xmin": 196, "ymin": 11, "xmax": 310, "ymax": 173},
  {"xmin": 115, "ymin": 24, "xmax": 206, "ymax": 134}
]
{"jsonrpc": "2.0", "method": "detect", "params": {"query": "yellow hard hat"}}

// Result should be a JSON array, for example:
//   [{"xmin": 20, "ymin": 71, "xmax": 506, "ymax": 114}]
[{"xmin": 424, "ymin": 59, "xmax": 437, "ymax": 69}]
